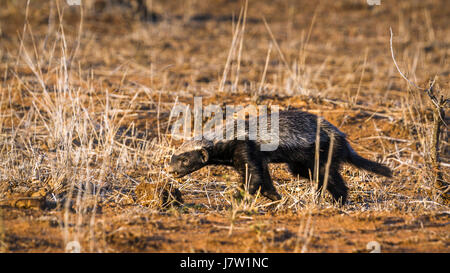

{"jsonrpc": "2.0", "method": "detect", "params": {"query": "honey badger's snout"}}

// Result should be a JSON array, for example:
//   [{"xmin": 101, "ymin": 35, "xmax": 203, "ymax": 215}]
[
  {"xmin": 167, "ymin": 164, "xmax": 176, "ymax": 175},
  {"xmin": 167, "ymin": 161, "xmax": 180, "ymax": 176},
  {"xmin": 167, "ymin": 155, "xmax": 188, "ymax": 178},
  {"xmin": 167, "ymin": 156, "xmax": 177, "ymax": 173},
  {"xmin": 168, "ymin": 148, "xmax": 210, "ymax": 178}
]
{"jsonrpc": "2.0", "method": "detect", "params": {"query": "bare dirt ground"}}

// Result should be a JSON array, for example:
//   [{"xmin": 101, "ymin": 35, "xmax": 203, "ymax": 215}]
[{"xmin": 0, "ymin": 0, "xmax": 449, "ymax": 253}]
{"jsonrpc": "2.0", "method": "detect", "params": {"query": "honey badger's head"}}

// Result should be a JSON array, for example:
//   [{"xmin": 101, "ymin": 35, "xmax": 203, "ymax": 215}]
[{"xmin": 168, "ymin": 140, "xmax": 212, "ymax": 178}]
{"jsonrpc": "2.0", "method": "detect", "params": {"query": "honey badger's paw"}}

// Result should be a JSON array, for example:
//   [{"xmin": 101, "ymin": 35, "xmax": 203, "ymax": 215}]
[
  {"xmin": 248, "ymin": 183, "xmax": 282, "ymax": 201},
  {"xmin": 261, "ymin": 189, "xmax": 282, "ymax": 201}
]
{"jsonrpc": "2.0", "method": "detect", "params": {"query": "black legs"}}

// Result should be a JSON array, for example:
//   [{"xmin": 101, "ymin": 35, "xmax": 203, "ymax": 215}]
[{"xmin": 232, "ymin": 141, "xmax": 281, "ymax": 201}]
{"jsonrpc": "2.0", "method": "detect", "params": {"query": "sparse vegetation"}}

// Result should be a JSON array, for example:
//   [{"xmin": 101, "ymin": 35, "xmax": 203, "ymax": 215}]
[{"xmin": 0, "ymin": 0, "xmax": 448, "ymax": 252}]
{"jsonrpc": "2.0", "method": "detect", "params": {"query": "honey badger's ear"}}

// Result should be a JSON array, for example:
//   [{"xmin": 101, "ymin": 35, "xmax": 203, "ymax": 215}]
[{"xmin": 200, "ymin": 148, "xmax": 209, "ymax": 163}]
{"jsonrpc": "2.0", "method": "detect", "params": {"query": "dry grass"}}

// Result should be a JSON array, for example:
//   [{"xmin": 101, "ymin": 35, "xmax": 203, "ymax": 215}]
[{"xmin": 0, "ymin": 0, "xmax": 448, "ymax": 252}]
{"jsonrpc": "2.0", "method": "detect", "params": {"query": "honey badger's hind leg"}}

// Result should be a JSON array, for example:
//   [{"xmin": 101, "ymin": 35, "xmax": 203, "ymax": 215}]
[
  {"xmin": 325, "ymin": 171, "xmax": 348, "ymax": 205},
  {"xmin": 232, "ymin": 141, "xmax": 281, "ymax": 201},
  {"xmin": 288, "ymin": 162, "xmax": 313, "ymax": 180},
  {"xmin": 288, "ymin": 162, "xmax": 348, "ymax": 205}
]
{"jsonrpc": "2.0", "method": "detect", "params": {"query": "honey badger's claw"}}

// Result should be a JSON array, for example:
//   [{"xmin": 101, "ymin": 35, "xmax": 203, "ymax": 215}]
[{"xmin": 262, "ymin": 190, "xmax": 282, "ymax": 201}]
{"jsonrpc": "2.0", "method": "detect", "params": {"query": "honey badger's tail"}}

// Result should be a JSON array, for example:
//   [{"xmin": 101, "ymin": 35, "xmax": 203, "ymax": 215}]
[{"xmin": 345, "ymin": 143, "xmax": 392, "ymax": 177}]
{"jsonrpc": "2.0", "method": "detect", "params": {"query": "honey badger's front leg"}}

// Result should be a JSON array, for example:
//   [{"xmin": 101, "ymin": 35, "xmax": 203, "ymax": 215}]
[{"xmin": 231, "ymin": 141, "xmax": 281, "ymax": 201}]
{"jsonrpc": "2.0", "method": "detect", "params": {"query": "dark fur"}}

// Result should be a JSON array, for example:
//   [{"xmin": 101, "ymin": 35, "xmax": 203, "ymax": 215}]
[{"xmin": 168, "ymin": 110, "xmax": 392, "ymax": 204}]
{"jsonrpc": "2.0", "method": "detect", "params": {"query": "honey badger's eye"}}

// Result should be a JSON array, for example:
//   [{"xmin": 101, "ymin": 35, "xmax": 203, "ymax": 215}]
[{"xmin": 182, "ymin": 158, "xmax": 190, "ymax": 165}]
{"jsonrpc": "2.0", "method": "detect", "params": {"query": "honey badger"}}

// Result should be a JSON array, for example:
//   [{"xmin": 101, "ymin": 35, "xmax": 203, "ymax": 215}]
[{"xmin": 168, "ymin": 110, "xmax": 392, "ymax": 204}]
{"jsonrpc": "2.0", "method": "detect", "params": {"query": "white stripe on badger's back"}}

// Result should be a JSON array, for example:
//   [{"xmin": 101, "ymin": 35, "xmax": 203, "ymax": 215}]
[{"xmin": 173, "ymin": 139, "xmax": 213, "ymax": 156}]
